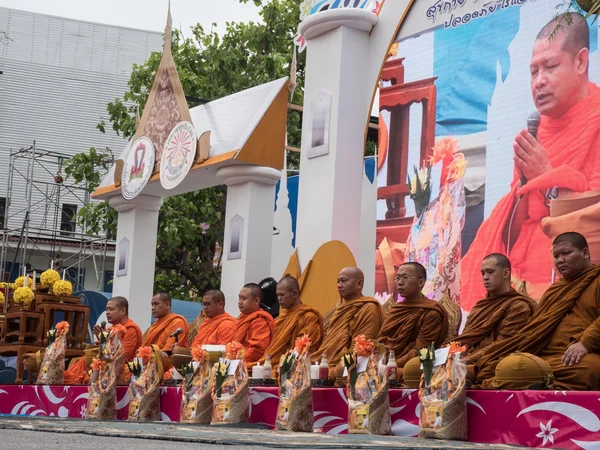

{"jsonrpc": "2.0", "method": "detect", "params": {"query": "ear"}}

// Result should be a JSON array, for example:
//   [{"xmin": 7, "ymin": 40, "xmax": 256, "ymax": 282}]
[
  {"xmin": 418, "ymin": 278, "xmax": 426, "ymax": 290},
  {"xmin": 583, "ymin": 247, "xmax": 591, "ymax": 260},
  {"xmin": 575, "ymin": 47, "xmax": 589, "ymax": 75},
  {"xmin": 503, "ymin": 268, "xmax": 511, "ymax": 279}
]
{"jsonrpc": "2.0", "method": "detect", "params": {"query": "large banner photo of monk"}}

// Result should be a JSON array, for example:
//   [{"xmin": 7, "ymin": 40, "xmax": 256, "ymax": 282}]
[{"xmin": 375, "ymin": 0, "xmax": 600, "ymax": 318}]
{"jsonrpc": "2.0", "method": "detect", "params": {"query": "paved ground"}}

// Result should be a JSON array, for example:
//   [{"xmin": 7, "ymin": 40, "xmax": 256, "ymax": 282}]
[{"xmin": 0, "ymin": 416, "xmax": 531, "ymax": 449}]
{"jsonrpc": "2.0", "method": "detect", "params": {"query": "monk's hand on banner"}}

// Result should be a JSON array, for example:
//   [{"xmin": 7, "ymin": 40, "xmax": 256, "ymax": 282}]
[
  {"xmin": 513, "ymin": 129, "xmax": 551, "ymax": 182},
  {"xmin": 561, "ymin": 341, "xmax": 588, "ymax": 366}
]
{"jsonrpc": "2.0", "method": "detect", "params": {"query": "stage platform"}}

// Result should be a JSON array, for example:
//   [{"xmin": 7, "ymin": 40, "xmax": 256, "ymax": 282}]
[{"xmin": 0, "ymin": 385, "xmax": 597, "ymax": 449}]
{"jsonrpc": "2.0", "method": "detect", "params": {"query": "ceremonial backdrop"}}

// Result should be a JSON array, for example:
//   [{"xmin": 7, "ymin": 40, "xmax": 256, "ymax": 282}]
[{"xmin": 375, "ymin": 0, "xmax": 600, "ymax": 313}]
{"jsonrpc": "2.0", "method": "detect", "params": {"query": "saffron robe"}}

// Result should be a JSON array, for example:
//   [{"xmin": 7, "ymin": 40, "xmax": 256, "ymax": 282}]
[
  {"xmin": 142, "ymin": 313, "xmax": 190, "ymax": 350},
  {"xmin": 377, "ymin": 296, "xmax": 449, "ymax": 372},
  {"xmin": 461, "ymin": 83, "xmax": 600, "ymax": 310},
  {"xmin": 232, "ymin": 310, "xmax": 275, "ymax": 363},
  {"xmin": 253, "ymin": 304, "xmax": 324, "ymax": 370},
  {"xmin": 311, "ymin": 296, "xmax": 384, "ymax": 366},
  {"xmin": 473, "ymin": 265, "xmax": 600, "ymax": 390},
  {"xmin": 64, "ymin": 318, "xmax": 142, "ymax": 385},
  {"xmin": 191, "ymin": 312, "xmax": 237, "ymax": 347}
]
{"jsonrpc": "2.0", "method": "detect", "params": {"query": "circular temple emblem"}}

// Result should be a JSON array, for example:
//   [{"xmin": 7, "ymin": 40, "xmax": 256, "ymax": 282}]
[
  {"xmin": 121, "ymin": 136, "xmax": 155, "ymax": 200},
  {"xmin": 160, "ymin": 121, "xmax": 197, "ymax": 190}
]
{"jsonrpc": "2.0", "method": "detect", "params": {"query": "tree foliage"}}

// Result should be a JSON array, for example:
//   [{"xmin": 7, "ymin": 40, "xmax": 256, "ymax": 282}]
[{"xmin": 65, "ymin": 0, "xmax": 305, "ymax": 300}]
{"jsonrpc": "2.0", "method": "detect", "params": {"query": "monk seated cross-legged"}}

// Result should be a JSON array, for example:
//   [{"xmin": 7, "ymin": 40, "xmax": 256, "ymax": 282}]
[
  {"xmin": 64, "ymin": 296, "xmax": 142, "ymax": 385},
  {"xmin": 251, "ymin": 276, "xmax": 324, "ymax": 374},
  {"xmin": 232, "ymin": 283, "xmax": 275, "ymax": 363},
  {"xmin": 143, "ymin": 292, "xmax": 189, "ymax": 350},
  {"xmin": 459, "ymin": 254, "xmax": 537, "ymax": 379},
  {"xmin": 191, "ymin": 290, "xmax": 237, "ymax": 347},
  {"xmin": 377, "ymin": 262, "xmax": 449, "ymax": 382},
  {"xmin": 473, "ymin": 232, "xmax": 600, "ymax": 391},
  {"xmin": 311, "ymin": 267, "xmax": 384, "ymax": 373}
]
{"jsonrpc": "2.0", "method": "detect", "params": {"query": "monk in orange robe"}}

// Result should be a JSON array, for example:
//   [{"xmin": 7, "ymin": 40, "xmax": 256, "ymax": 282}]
[
  {"xmin": 232, "ymin": 283, "xmax": 275, "ymax": 363},
  {"xmin": 252, "ymin": 276, "xmax": 324, "ymax": 371},
  {"xmin": 142, "ymin": 292, "xmax": 189, "ymax": 350},
  {"xmin": 311, "ymin": 267, "xmax": 384, "ymax": 370},
  {"xmin": 64, "ymin": 296, "xmax": 142, "ymax": 384},
  {"xmin": 461, "ymin": 13, "xmax": 600, "ymax": 310},
  {"xmin": 377, "ymin": 262, "xmax": 448, "ymax": 378},
  {"xmin": 191, "ymin": 290, "xmax": 237, "ymax": 346},
  {"xmin": 473, "ymin": 233, "xmax": 600, "ymax": 390},
  {"xmin": 458, "ymin": 254, "xmax": 536, "ymax": 378}
]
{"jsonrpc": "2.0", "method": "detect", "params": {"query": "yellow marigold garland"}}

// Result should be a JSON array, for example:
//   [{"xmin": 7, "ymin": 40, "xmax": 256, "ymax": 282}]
[
  {"xmin": 13, "ymin": 286, "xmax": 34, "ymax": 305},
  {"xmin": 40, "ymin": 269, "xmax": 60, "ymax": 289},
  {"xmin": 53, "ymin": 280, "xmax": 73, "ymax": 297}
]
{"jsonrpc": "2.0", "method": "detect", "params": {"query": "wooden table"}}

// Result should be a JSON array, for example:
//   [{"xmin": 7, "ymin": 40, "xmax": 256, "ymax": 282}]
[
  {"xmin": 0, "ymin": 344, "xmax": 85, "ymax": 384},
  {"xmin": 1, "ymin": 310, "xmax": 44, "ymax": 345},
  {"xmin": 36, "ymin": 303, "xmax": 89, "ymax": 348}
]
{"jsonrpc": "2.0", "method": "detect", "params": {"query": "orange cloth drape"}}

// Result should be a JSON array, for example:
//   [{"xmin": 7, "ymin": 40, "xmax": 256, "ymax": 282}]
[
  {"xmin": 191, "ymin": 312, "xmax": 237, "ymax": 347},
  {"xmin": 64, "ymin": 318, "xmax": 142, "ymax": 385},
  {"xmin": 461, "ymin": 83, "xmax": 600, "ymax": 311},
  {"xmin": 231, "ymin": 310, "xmax": 275, "ymax": 363},
  {"xmin": 142, "ymin": 313, "xmax": 189, "ymax": 350}
]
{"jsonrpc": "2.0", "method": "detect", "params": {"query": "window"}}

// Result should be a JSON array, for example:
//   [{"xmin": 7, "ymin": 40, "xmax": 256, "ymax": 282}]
[
  {"xmin": 60, "ymin": 203, "xmax": 77, "ymax": 236},
  {"xmin": 0, "ymin": 197, "xmax": 6, "ymax": 228}
]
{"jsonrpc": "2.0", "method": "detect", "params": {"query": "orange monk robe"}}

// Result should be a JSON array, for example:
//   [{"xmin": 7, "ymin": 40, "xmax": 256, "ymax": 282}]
[
  {"xmin": 459, "ymin": 291, "xmax": 536, "ymax": 364},
  {"xmin": 191, "ymin": 312, "xmax": 237, "ymax": 347},
  {"xmin": 252, "ymin": 304, "xmax": 324, "ymax": 370},
  {"xmin": 473, "ymin": 265, "xmax": 600, "ymax": 390},
  {"xmin": 231, "ymin": 310, "xmax": 275, "ymax": 363},
  {"xmin": 461, "ymin": 83, "xmax": 600, "ymax": 311},
  {"xmin": 63, "ymin": 318, "xmax": 142, "ymax": 385},
  {"xmin": 142, "ymin": 313, "xmax": 189, "ymax": 350},
  {"xmin": 311, "ymin": 297, "xmax": 384, "ymax": 367},
  {"xmin": 377, "ymin": 296, "xmax": 448, "ymax": 373}
]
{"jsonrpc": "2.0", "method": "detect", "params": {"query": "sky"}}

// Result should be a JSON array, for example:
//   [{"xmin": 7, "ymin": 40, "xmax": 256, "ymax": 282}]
[{"xmin": 0, "ymin": 0, "xmax": 262, "ymax": 35}]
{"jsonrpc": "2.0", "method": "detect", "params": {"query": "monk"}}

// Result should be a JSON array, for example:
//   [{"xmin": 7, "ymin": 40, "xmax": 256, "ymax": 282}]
[
  {"xmin": 64, "ymin": 296, "xmax": 142, "ymax": 384},
  {"xmin": 377, "ymin": 262, "xmax": 448, "ymax": 379},
  {"xmin": 473, "ymin": 232, "xmax": 600, "ymax": 390},
  {"xmin": 459, "ymin": 254, "xmax": 536, "ymax": 378},
  {"xmin": 232, "ymin": 283, "xmax": 275, "ymax": 363},
  {"xmin": 191, "ymin": 290, "xmax": 237, "ymax": 347},
  {"xmin": 461, "ymin": 13, "xmax": 600, "ymax": 310},
  {"xmin": 252, "ymin": 276, "xmax": 324, "ymax": 370},
  {"xmin": 142, "ymin": 292, "xmax": 189, "ymax": 350},
  {"xmin": 311, "ymin": 267, "xmax": 384, "ymax": 369}
]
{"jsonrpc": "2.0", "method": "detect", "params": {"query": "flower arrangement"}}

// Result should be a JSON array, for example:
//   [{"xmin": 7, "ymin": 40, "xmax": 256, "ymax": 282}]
[
  {"xmin": 40, "ymin": 269, "xmax": 60, "ymax": 289},
  {"xmin": 52, "ymin": 279, "xmax": 73, "ymax": 297},
  {"xmin": 13, "ymin": 286, "xmax": 34, "ymax": 305},
  {"xmin": 429, "ymin": 137, "xmax": 466, "ymax": 185},
  {"xmin": 0, "ymin": 291, "xmax": 4, "ymax": 304},
  {"xmin": 13, "ymin": 276, "xmax": 28, "ymax": 289},
  {"xmin": 419, "ymin": 342, "xmax": 436, "ymax": 391},
  {"xmin": 225, "ymin": 341, "xmax": 245, "ymax": 360},
  {"xmin": 212, "ymin": 360, "xmax": 230, "ymax": 398},
  {"xmin": 136, "ymin": 346, "xmax": 153, "ymax": 366},
  {"xmin": 191, "ymin": 345, "xmax": 206, "ymax": 363},
  {"xmin": 408, "ymin": 166, "xmax": 432, "ymax": 218},
  {"xmin": 294, "ymin": 335, "xmax": 311, "ymax": 355},
  {"xmin": 0, "ymin": 282, "xmax": 15, "ymax": 290},
  {"xmin": 90, "ymin": 358, "xmax": 106, "ymax": 373},
  {"xmin": 128, "ymin": 360, "xmax": 143, "ymax": 379},
  {"xmin": 47, "ymin": 321, "xmax": 70, "ymax": 344},
  {"xmin": 354, "ymin": 335, "xmax": 375, "ymax": 357}
]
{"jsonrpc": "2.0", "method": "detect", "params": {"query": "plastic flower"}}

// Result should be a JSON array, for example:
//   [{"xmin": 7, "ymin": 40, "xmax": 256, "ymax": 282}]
[
  {"xmin": 191, "ymin": 345, "xmax": 206, "ymax": 363},
  {"xmin": 447, "ymin": 341, "xmax": 467, "ymax": 358},
  {"xmin": 446, "ymin": 153, "xmax": 467, "ymax": 183},
  {"xmin": 225, "ymin": 341, "xmax": 245, "ymax": 360},
  {"xmin": 13, "ymin": 276, "xmax": 28, "ymax": 289},
  {"xmin": 354, "ymin": 335, "xmax": 374, "ymax": 357},
  {"xmin": 136, "ymin": 346, "xmax": 153, "ymax": 365},
  {"xmin": 55, "ymin": 321, "xmax": 69, "ymax": 336},
  {"xmin": 294, "ymin": 335, "xmax": 311, "ymax": 355},
  {"xmin": 90, "ymin": 358, "xmax": 106, "ymax": 372},
  {"xmin": 40, "ymin": 269, "xmax": 60, "ymax": 288},
  {"xmin": 13, "ymin": 286, "xmax": 35, "ymax": 305},
  {"xmin": 429, "ymin": 137, "xmax": 459, "ymax": 166},
  {"xmin": 52, "ymin": 280, "xmax": 73, "ymax": 297}
]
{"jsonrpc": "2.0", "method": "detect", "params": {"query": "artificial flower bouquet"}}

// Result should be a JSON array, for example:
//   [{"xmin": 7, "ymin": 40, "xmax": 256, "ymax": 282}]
[
  {"xmin": 418, "ymin": 342, "xmax": 468, "ymax": 440},
  {"xmin": 37, "ymin": 321, "xmax": 69, "ymax": 384},
  {"xmin": 342, "ymin": 335, "xmax": 391, "ymax": 435},
  {"xmin": 275, "ymin": 335, "xmax": 313, "ymax": 432},
  {"xmin": 128, "ymin": 345, "xmax": 164, "ymax": 421},
  {"xmin": 211, "ymin": 341, "xmax": 249, "ymax": 425},
  {"xmin": 180, "ymin": 345, "xmax": 214, "ymax": 424},
  {"xmin": 85, "ymin": 324, "xmax": 127, "ymax": 420}
]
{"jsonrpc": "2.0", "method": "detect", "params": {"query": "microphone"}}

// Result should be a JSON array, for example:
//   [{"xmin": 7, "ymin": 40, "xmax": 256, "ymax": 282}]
[
  {"xmin": 169, "ymin": 328, "xmax": 183, "ymax": 338},
  {"xmin": 521, "ymin": 111, "xmax": 541, "ymax": 186},
  {"xmin": 100, "ymin": 321, "xmax": 107, "ymax": 330}
]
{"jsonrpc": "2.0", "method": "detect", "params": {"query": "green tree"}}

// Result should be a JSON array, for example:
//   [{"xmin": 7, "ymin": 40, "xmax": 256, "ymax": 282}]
[{"xmin": 65, "ymin": 0, "xmax": 305, "ymax": 300}]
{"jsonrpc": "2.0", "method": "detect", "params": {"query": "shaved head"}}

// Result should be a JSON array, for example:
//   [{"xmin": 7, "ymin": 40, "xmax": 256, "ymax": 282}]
[
  {"xmin": 400, "ymin": 262, "xmax": 426, "ymax": 280},
  {"xmin": 154, "ymin": 292, "xmax": 171, "ymax": 305},
  {"xmin": 110, "ymin": 296, "xmax": 129, "ymax": 314},
  {"xmin": 537, "ymin": 12, "xmax": 589, "ymax": 58},
  {"xmin": 204, "ymin": 289, "xmax": 225, "ymax": 304},
  {"xmin": 278, "ymin": 276, "xmax": 300, "ymax": 292},
  {"xmin": 243, "ymin": 283, "xmax": 262, "ymax": 299},
  {"xmin": 337, "ymin": 267, "xmax": 364, "ymax": 301},
  {"xmin": 553, "ymin": 232, "xmax": 589, "ymax": 251},
  {"xmin": 339, "ymin": 267, "xmax": 364, "ymax": 282},
  {"xmin": 483, "ymin": 253, "xmax": 511, "ymax": 272}
]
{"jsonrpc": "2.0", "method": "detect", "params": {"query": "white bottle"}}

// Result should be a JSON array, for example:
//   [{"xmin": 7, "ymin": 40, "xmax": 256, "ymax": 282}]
[
  {"xmin": 263, "ymin": 353, "xmax": 272, "ymax": 378},
  {"xmin": 386, "ymin": 350, "xmax": 398, "ymax": 381}
]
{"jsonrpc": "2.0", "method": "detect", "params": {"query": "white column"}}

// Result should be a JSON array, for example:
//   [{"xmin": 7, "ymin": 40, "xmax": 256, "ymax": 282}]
[
  {"xmin": 217, "ymin": 165, "xmax": 281, "ymax": 317},
  {"xmin": 109, "ymin": 194, "xmax": 163, "ymax": 331},
  {"xmin": 295, "ymin": 9, "xmax": 377, "ymax": 269}
]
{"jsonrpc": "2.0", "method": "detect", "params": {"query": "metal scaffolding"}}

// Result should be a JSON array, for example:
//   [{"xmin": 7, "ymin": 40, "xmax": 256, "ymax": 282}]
[{"xmin": 0, "ymin": 141, "xmax": 110, "ymax": 290}]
